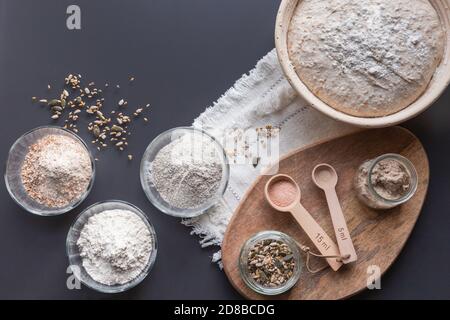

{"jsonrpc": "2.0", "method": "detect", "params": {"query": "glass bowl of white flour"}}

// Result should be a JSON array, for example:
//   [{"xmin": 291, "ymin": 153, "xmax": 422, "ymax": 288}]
[
  {"xmin": 4, "ymin": 126, "xmax": 95, "ymax": 216},
  {"xmin": 140, "ymin": 127, "xmax": 230, "ymax": 218},
  {"xmin": 66, "ymin": 200, "xmax": 157, "ymax": 293}
]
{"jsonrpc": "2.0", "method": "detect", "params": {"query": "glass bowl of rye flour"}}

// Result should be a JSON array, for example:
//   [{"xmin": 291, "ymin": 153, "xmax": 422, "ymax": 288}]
[
  {"xmin": 4, "ymin": 126, "xmax": 95, "ymax": 216},
  {"xmin": 140, "ymin": 127, "xmax": 229, "ymax": 218}
]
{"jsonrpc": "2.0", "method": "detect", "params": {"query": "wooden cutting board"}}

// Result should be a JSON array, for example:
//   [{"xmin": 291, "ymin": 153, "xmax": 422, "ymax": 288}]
[{"xmin": 221, "ymin": 127, "xmax": 429, "ymax": 300}]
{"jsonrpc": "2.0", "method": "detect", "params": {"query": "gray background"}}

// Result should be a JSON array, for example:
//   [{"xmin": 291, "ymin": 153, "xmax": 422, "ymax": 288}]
[{"xmin": 0, "ymin": 0, "xmax": 449, "ymax": 300}]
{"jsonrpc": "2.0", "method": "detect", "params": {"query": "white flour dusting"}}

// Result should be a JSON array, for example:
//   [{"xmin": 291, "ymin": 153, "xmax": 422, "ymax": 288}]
[
  {"xmin": 77, "ymin": 209, "xmax": 153, "ymax": 286},
  {"xmin": 288, "ymin": 0, "xmax": 445, "ymax": 117}
]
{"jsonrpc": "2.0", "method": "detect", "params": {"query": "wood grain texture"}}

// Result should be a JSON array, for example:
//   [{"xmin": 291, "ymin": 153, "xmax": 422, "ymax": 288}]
[{"xmin": 222, "ymin": 127, "xmax": 429, "ymax": 300}]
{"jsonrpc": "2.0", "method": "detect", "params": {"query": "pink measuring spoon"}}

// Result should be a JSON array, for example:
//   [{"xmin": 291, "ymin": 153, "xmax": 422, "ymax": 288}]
[{"xmin": 265, "ymin": 174, "xmax": 343, "ymax": 271}]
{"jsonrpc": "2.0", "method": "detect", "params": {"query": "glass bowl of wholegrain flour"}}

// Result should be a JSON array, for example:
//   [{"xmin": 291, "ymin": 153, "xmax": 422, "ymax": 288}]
[
  {"xmin": 4, "ymin": 126, "xmax": 95, "ymax": 216},
  {"xmin": 66, "ymin": 200, "xmax": 157, "ymax": 293},
  {"xmin": 140, "ymin": 127, "xmax": 230, "ymax": 218}
]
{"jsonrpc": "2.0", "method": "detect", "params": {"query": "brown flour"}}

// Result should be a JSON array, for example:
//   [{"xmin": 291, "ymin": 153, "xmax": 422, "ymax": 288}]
[
  {"xmin": 371, "ymin": 159, "xmax": 411, "ymax": 200},
  {"xmin": 354, "ymin": 157, "xmax": 412, "ymax": 209},
  {"xmin": 21, "ymin": 135, "xmax": 92, "ymax": 208}
]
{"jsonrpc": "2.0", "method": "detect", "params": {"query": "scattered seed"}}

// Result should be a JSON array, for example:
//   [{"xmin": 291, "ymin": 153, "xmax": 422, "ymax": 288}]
[
  {"xmin": 111, "ymin": 125, "xmax": 124, "ymax": 132},
  {"xmin": 48, "ymin": 99, "xmax": 61, "ymax": 107},
  {"xmin": 128, "ymin": 155, "xmax": 133, "ymax": 161},
  {"xmin": 34, "ymin": 73, "xmax": 151, "ymax": 161},
  {"xmin": 93, "ymin": 125, "xmax": 100, "ymax": 137}
]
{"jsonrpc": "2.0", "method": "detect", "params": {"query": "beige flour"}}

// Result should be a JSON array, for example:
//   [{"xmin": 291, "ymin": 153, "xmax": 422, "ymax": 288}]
[
  {"xmin": 370, "ymin": 159, "xmax": 411, "ymax": 200},
  {"xmin": 355, "ymin": 158, "xmax": 411, "ymax": 209},
  {"xmin": 288, "ymin": 0, "xmax": 445, "ymax": 117},
  {"xmin": 150, "ymin": 132, "xmax": 223, "ymax": 210},
  {"xmin": 21, "ymin": 134, "xmax": 92, "ymax": 208}
]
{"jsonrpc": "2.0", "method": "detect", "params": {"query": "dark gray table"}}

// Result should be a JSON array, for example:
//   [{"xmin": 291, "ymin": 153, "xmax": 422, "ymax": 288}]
[{"xmin": 0, "ymin": 0, "xmax": 449, "ymax": 300}]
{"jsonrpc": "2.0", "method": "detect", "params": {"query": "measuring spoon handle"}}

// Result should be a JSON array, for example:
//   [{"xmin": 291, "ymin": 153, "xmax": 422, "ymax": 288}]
[
  {"xmin": 324, "ymin": 188, "xmax": 358, "ymax": 263},
  {"xmin": 290, "ymin": 203, "xmax": 342, "ymax": 271}
]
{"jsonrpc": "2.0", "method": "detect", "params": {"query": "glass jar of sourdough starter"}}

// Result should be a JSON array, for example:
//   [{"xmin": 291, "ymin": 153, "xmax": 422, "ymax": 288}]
[
  {"xmin": 239, "ymin": 231, "xmax": 302, "ymax": 296},
  {"xmin": 354, "ymin": 153, "xmax": 418, "ymax": 210}
]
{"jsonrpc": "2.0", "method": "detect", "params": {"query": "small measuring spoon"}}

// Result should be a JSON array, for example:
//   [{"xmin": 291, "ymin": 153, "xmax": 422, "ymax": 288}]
[
  {"xmin": 265, "ymin": 174, "xmax": 342, "ymax": 271},
  {"xmin": 312, "ymin": 164, "xmax": 357, "ymax": 263}
]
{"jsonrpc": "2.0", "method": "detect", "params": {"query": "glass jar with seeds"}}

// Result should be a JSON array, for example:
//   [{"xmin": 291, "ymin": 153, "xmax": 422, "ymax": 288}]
[{"xmin": 239, "ymin": 231, "xmax": 302, "ymax": 296}]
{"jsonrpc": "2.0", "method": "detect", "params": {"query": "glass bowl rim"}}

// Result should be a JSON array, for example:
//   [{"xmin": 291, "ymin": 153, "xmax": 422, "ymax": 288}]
[
  {"xmin": 4, "ymin": 125, "xmax": 96, "ymax": 216},
  {"xmin": 66, "ymin": 199, "xmax": 158, "ymax": 293},
  {"xmin": 139, "ymin": 126, "xmax": 230, "ymax": 218}
]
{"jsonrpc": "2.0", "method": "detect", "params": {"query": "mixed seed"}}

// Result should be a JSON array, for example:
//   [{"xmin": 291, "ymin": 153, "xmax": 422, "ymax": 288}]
[
  {"xmin": 32, "ymin": 74, "xmax": 151, "ymax": 159},
  {"xmin": 247, "ymin": 239, "xmax": 295, "ymax": 288}
]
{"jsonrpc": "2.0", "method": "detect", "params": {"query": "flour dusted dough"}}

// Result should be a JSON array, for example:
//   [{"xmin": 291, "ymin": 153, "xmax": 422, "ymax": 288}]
[{"xmin": 288, "ymin": 0, "xmax": 445, "ymax": 117}]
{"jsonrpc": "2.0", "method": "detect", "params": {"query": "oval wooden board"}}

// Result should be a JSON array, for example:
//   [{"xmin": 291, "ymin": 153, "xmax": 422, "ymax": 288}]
[{"xmin": 222, "ymin": 127, "xmax": 429, "ymax": 300}]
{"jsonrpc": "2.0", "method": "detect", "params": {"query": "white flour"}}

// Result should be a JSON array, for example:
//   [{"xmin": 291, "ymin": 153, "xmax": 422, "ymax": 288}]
[
  {"xmin": 150, "ymin": 132, "xmax": 223, "ymax": 210},
  {"xmin": 77, "ymin": 209, "xmax": 153, "ymax": 286}
]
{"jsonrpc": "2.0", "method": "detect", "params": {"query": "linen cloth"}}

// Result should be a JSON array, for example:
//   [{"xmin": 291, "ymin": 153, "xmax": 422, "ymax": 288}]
[{"xmin": 183, "ymin": 49, "xmax": 357, "ymax": 266}]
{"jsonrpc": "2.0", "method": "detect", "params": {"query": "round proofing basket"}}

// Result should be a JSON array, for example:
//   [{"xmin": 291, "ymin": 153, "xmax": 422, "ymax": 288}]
[{"xmin": 275, "ymin": 0, "xmax": 450, "ymax": 128}]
